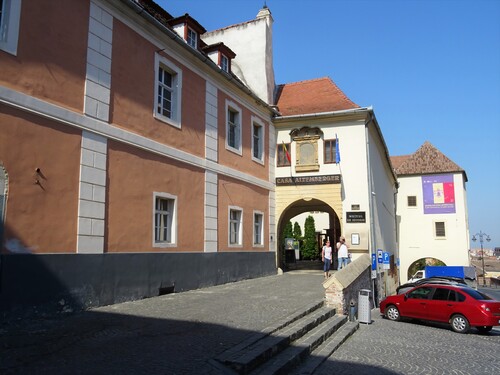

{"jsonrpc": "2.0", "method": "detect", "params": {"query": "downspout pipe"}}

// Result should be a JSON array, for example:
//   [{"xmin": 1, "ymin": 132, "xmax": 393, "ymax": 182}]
[{"xmin": 365, "ymin": 111, "xmax": 378, "ymax": 308}]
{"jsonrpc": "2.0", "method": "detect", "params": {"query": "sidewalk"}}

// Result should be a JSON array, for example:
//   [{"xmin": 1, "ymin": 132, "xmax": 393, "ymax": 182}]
[{"xmin": 1, "ymin": 270, "xmax": 326, "ymax": 374}]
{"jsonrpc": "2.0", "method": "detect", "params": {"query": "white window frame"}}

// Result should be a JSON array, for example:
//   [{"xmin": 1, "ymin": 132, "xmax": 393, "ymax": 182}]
[
  {"xmin": 253, "ymin": 210, "xmax": 264, "ymax": 247},
  {"xmin": 153, "ymin": 192, "xmax": 177, "ymax": 248},
  {"xmin": 220, "ymin": 53, "xmax": 229, "ymax": 72},
  {"xmin": 0, "ymin": 0, "xmax": 22, "ymax": 55},
  {"xmin": 225, "ymin": 100, "xmax": 242, "ymax": 155},
  {"xmin": 251, "ymin": 116, "xmax": 265, "ymax": 164},
  {"xmin": 186, "ymin": 27, "xmax": 197, "ymax": 48},
  {"xmin": 323, "ymin": 139, "xmax": 337, "ymax": 164},
  {"xmin": 228, "ymin": 206, "xmax": 243, "ymax": 247},
  {"xmin": 154, "ymin": 54, "xmax": 182, "ymax": 128},
  {"xmin": 434, "ymin": 221, "xmax": 446, "ymax": 239}
]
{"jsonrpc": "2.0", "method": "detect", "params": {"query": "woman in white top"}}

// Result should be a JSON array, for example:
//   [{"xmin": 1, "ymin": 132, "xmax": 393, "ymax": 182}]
[
  {"xmin": 337, "ymin": 236, "xmax": 349, "ymax": 270},
  {"xmin": 321, "ymin": 240, "xmax": 333, "ymax": 279}
]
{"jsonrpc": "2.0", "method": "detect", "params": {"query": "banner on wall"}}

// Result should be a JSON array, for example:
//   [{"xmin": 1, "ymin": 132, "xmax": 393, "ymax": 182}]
[{"xmin": 422, "ymin": 174, "xmax": 456, "ymax": 214}]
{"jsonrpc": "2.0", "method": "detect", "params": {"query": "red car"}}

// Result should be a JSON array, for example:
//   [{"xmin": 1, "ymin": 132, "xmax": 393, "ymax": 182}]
[{"xmin": 380, "ymin": 283, "xmax": 500, "ymax": 333}]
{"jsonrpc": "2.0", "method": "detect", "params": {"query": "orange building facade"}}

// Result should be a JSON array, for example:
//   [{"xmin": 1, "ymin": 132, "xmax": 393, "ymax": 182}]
[{"xmin": 0, "ymin": 0, "xmax": 276, "ymax": 317}]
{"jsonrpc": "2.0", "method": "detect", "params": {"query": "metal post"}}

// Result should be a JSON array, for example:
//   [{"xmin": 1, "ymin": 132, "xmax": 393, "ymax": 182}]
[
  {"xmin": 481, "ymin": 242, "xmax": 485, "ymax": 287},
  {"xmin": 472, "ymin": 231, "xmax": 491, "ymax": 287}
]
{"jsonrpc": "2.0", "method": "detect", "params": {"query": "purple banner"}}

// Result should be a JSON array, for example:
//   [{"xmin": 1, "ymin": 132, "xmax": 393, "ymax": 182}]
[{"xmin": 422, "ymin": 174, "xmax": 456, "ymax": 214}]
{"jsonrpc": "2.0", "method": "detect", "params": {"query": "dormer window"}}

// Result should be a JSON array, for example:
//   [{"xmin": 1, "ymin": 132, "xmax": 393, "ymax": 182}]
[
  {"xmin": 187, "ymin": 27, "xmax": 197, "ymax": 48},
  {"xmin": 203, "ymin": 43, "xmax": 236, "ymax": 73},
  {"xmin": 167, "ymin": 14, "xmax": 206, "ymax": 50},
  {"xmin": 220, "ymin": 54, "xmax": 229, "ymax": 72}
]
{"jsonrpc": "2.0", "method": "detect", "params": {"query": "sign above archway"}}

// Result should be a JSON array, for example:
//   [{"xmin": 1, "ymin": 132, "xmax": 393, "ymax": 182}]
[{"xmin": 276, "ymin": 174, "xmax": 341, "ymax": 186}]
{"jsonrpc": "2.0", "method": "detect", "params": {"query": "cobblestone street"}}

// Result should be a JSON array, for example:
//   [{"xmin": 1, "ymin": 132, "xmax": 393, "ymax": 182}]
[
  {"xmin": 317, "ymin": 308, "xmax": 500, "ymax": 375},
  {"xmin": 1, "ymin": 272, "xmax": 499, "ymax": 374}
]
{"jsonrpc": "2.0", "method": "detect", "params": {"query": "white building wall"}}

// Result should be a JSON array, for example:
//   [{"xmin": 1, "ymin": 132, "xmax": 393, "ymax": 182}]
[
  {"xmin": 275, "ymin": 118, "xmax": 374, "ymax": 254},
  {"xmin": 397, "ymin": 173, "xmax": 470, "ymax": 283},
  {"xmin": 333, "ymin": 123, "xmax": 371, "ymax": 253},
  {"xmin": 367, "ymin": 125, "xmax": 398, "ymax": 258},
  {"xmin": 202, "ymin": 9, "xmax": 275, "ymax": 104}
]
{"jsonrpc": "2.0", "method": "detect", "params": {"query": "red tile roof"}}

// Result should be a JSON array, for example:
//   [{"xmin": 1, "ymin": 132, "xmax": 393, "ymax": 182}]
[
  {"xmin": 390, "ymin": 155, "xmax": 411, "ymax": 171},
  {"xmin": 275, "ymin": 77, "xmax": 359, "ymax": 116},
  {"xmin": 391, "ymin": 141, "xmax": 467, "ymax": 181}
]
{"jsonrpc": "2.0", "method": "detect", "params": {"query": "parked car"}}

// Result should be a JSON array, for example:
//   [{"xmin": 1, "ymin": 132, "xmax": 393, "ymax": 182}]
[
  {"xmin": 380, "ymin": 284, "xmax": 500, "ymax": 333},
  {"xmin": 396, "ymin": 276, "xmax": 467, "ymax": 294}
]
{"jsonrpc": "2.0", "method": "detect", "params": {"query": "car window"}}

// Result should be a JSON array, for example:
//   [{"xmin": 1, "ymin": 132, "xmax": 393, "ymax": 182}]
[
  {"xmin": 432, "ymin": 288, "xmax": 450, "ymax": 301},
  {"xmin": 456, "ymin": 291, "xmax": 465, "ymax": 302},
  {"xmin": 462, "ymin": 289, "xmax": 493, "ymax": 300},
  {"xmin": 408, "ymin": 286, "xmax": 433, "ymax": 299}
]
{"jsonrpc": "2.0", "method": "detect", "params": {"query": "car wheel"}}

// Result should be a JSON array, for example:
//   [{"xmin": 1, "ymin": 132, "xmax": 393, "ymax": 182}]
[
  {"xmin": 450, "ymin": 314, "xmax": 470, "ymax": 333},
  {"xmin": 385, "ymin": 305, "xmax": 400, "ymax": 321},
  {"xmin": 477, "ymin": 326, "xmax": 492, "ymax": 333}
]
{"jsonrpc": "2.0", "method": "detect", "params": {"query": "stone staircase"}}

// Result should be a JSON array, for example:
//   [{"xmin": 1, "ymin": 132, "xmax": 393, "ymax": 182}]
[{"xmin": 210, "ymin": 300, "xmax": 359, "ymax": 374}]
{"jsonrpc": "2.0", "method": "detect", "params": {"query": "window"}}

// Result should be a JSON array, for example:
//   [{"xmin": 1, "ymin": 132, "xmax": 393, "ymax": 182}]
[
  {"xmin": 229, "ymin": 207, "xmax": 242, "ymax": 246},
  {"xmin": 155, "ymin": 55, "xmax": 182, "ymax": 127},
  {"xmin": 435, "ymin": 221, "xmax": 446, "ymax": 238},
  {"xmin": 253, "ymin": 211, "xmax": 264, "ymax": 246},
  {"xmin": 407, "ymin": 196, "xmax": 417, "ymax": 207},
  {"xmin": 0, "ymin": 0, "xmax": 22, "ymax": 55},
  {"xmin": 187, "ymin": 27, "xmax": 197, "ymax": 48},
  {"xmin": 324, "ymin": 139, "xmax": 338, "ymax": 164},
  {"xmin": 277, "ymin": 143, "xmax": 291, "ymax": 167},
  {"xmin": 463, "ymin": 288, "xmax": 493, "ymax": 301},
  {"xmin": 432, "ymin": 288, "xmax": 450, "ymax": 301},
  {"xmin": 220, "ymin": 54, "xmax": 229, "ymax": 72},
  {"xmin": 226, "ymin": 101, "xmax": 241, "ymax": 153},
  {"xmin": 153, "ymin": 193, "xmax": 176, "ymax": 247},
  {"xmin": 252, "ymin": 117, "xmax": 264, "ymax": 163},
  {"xmin": 435, "ymin": 289, "xmax": 466, "ymax": 302},
  {"xmin": 408, "ymin": 286, "xmax": 433, "ymax": 299}
]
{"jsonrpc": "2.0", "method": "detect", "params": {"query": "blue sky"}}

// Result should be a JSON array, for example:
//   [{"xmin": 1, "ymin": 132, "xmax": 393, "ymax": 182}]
[{"xmin": 158, "ymin": 0, "xmax": 500, "ymax": 249}]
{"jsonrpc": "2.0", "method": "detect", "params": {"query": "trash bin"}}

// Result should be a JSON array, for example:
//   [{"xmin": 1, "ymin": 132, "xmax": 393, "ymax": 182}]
[
  {"xmin": 348, "ymin": 300, "xmax": 357, "ymax": 322},
  {"xmin": 358, "ymin": 289, "xmax": 372, "ymax": 324}
]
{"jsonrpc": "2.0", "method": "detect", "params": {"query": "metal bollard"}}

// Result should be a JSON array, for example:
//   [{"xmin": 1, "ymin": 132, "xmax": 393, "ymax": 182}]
[{"xmin": 349, "ymin": 300, "xmax": 357, "ymax": 321}]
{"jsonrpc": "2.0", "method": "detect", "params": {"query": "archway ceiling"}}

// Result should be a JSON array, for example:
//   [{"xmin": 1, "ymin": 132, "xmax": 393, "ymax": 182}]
[{"xmin": 283, "ymin": 198, "xmax": 336, "ymax": 221}]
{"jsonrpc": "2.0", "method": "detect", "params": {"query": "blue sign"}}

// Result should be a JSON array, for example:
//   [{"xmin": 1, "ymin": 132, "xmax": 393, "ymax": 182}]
[
  {"xmin": 377, "ymin": 249, "xmax": 383, "ymax": 264},
  {"xmin": 383, "ymin": 252, "xmax": 390, "ymax": 264},
  {"xmin": 371, "ymin": 254, "xmax": 377, "ymax": 270}
]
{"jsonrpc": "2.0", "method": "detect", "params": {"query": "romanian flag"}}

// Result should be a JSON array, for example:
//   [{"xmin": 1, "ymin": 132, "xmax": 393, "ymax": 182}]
[{"xmin": 282, "ymin": 141, "xmax": 291, "ymax": 163}]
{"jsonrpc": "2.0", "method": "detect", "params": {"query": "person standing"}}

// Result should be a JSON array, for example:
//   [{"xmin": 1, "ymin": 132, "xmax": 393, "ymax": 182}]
[
  {"xmin": 321, "ymin": 240, "xmax": 333, "ymax": 279},
  {"xmin": 337, "ymin": 236, "xmax": 349, "ymax": 270}
]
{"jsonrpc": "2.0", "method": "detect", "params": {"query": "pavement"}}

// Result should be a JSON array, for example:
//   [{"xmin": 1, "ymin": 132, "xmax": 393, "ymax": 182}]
[{"xmin": 1, "ymin": 269, "xmax": 500, "ymax": 375}]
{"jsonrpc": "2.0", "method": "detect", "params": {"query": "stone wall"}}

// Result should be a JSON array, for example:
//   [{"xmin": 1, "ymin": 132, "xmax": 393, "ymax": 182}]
[{"xmin": 323, "ymin": 254, "xmax": 373, "ymax": 315}]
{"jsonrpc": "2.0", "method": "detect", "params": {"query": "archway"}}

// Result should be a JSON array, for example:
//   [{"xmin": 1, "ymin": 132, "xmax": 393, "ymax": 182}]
[
  {"xmin": 407, "ymin": 257, "xmax": 446, "ymax": 279},
  {"xmin": 277, "ymin": 198, "xmax": 341, "ymax": 271}
]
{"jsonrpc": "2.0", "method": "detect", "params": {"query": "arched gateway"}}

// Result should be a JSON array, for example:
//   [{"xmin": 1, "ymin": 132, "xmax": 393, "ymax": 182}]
[{"xmin": 277, "ymin": 198, "xmax": 341, "ymax": 269}]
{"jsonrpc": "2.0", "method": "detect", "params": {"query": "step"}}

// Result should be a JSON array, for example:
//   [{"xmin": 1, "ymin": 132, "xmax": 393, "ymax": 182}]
[
  {"xmin": 216, "ymin": 300, "xmax": 325, "ymax": 365},
  {"xmin": 249, "ymin": 315, "xmax": 349, "ymax": 375},
  {"xmin": 290, "ymin": 321, "xmax": 359, "ymax": 375},
  {"xmin": 216, "ymin": 303, "xmax": 336, "ymax": 374}
]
